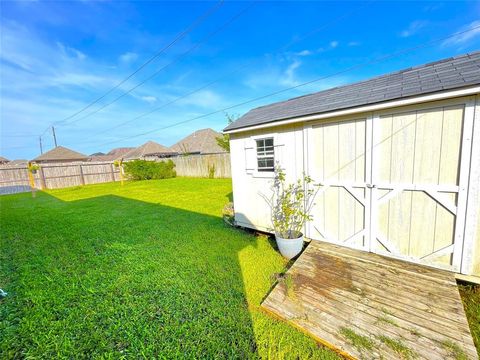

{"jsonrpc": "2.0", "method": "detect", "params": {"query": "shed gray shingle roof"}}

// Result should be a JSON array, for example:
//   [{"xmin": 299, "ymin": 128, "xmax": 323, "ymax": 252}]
[{"xmin": 225, "ymin": 51, "xmax": 480, "ymax": 132}]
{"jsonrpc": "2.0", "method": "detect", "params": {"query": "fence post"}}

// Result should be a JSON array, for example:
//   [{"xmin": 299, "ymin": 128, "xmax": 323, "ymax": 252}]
[
  {"xmin": 38, "ymin": 166, "xmax": 47, "ymax": 189},
  {"xmin": 79, "ymin": 165, "xmax": 85, "ymax": 186},
  {"xmin": 110, "ymin": 163, "xmax": 116, "ymax": 182}
]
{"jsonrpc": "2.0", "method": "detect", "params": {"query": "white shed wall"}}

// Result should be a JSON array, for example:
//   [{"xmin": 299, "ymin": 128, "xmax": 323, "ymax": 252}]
[
  {"xmin": 230, "ymin": 124, "xmax": 305, "ymax": 231},
  {"xmin": 229, "ymin": 96, "xmax": 480, "ymax": 276}
]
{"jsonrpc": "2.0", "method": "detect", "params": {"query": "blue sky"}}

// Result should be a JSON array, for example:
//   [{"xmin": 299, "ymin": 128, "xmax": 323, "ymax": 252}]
[{"xmin": 1, "ymin": 0, "xmax": 479, "ymax": 160}]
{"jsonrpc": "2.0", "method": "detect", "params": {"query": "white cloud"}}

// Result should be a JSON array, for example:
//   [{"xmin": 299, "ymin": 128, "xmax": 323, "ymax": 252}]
[
  {"xmin": 119, "ymin": 52, "xmax": 138, "ymax": 64},
  {"xmin": 177, "ymin": 89, "xmax": 223, "ymax": 109},
  {"xmin": 280, "ymin": 60, "xmax": 302, "ymax": 87},
  {"xmin": 442, "ymin": 20, "xmax": 480, "ymax": 47},
  {"xmin": 348, "ymin": 41, "xmax": 361, "ymax": 47},
  {"xmin": 295, "ymin": 49, "xmax": 312, "ymax": 57},
  {"xmin": 400, "ymin": 20, "xmax": 428, "ymax": 38},
  {"xmin": 139, "ymin": 95, "xmax": 157, "ymax": 104},
  {"xmin": 49, "ymin": 72, "xmax": 107, "ymax": 88},
  {"xmin": 330, "ymin": 41, "xmax": 339, "ymax": 48},
  {"xmin": 57, "ymin": 41, "xmax": 87, "ymax": 60}
]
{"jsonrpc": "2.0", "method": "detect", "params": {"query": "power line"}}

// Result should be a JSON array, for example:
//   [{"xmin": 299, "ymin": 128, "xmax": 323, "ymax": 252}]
[
  {"xmin": 3, "ymin": 0, "xmax": 365, "ymax": 148},
  {"xmin": 4, "ymin": 19, "xmax": 480, "ymax": 153},
  {"xmin": 85, "ymin": 23, "xmax": 480, "ymax": 148},
  {"xmin": 59, "ymin": 1, "xmax": 258, "ymax": 128},
  {"xmin": 1, "ymin": 133, "xmax": 39, "ymax": 138},
  {"xmin": 2, "ymin": 0, "xmax": 364, "ymax": 152},
  {"xmin": 38, "ymin": 0, "xmax": 225, "ymax": 136},
  {"xmin": 89, "ymin": 1, "xmax": 374, "ymax": 137}
]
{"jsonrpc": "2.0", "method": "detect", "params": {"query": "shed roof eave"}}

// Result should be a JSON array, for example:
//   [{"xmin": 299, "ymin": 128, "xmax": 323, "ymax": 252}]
[{"xmin": 223, "ymin": 85, "xmax": 480, "ymax": 134}]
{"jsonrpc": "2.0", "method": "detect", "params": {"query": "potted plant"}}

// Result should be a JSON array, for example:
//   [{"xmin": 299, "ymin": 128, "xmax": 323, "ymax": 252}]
[{"xmin": 265, "ymin": 166, "xmax": 318, "ymax": 259}]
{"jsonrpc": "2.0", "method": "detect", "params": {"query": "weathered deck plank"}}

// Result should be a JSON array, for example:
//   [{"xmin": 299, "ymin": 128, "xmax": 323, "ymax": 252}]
[{"xmin": 261, "ymin": 241, "xmax": 478, "ymax": 360}]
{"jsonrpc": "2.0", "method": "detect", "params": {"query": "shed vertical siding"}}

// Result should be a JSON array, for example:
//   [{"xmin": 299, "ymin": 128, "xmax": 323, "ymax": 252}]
[
  {"xmin": 229, "ymin": 96, "xmax": 480, "ymax": 276},
  {"xmin": 230, "ymin": 124, "xmax": 305, "ymax": 231},
  {"xmin": 374, "ymin": 105, "xmax": 464, "ymax": 268},
  {"xmin": 308, "ymin": 118, "xmax": 368, "ymax": 249}
]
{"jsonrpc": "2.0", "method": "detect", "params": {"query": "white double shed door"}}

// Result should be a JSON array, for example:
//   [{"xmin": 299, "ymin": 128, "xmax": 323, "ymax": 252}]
[{"xmin": 305, "ymin": 97, "xmax": 476, "ymax": 272}]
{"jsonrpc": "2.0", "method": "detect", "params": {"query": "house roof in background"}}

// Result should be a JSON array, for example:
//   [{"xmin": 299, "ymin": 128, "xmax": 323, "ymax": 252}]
[
  {"xmin": 90, "ymin": 147, "xmax": 135, "ymax": 162},
  {"xmin": 107, "ymin": 147, "xmax": 135, "ymax": 156},
  {"xmin": 123, "ymin": 141, "xmax": 175, "ymax": 159},
  {"xmin": 225, "ymin": 51, "xmax": 480, "ymax": 132},
  {"xmin": 33, "ymin": 146, "xmax": 88, "ymax": 162},
  {"xmin": 171, "ymin": 128, "xmax": 226, "ymax": 154},
  {"xmin": 8, "ymin": 159, "xmax": 28, "ymax": 166},
  {"xmin": 0, "ymin": 156, "xmax": 10, "ymax": 163}
]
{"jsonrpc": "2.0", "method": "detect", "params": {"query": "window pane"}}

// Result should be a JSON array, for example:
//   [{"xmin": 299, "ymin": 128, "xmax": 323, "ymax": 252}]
[
  {"xmin": 256, "ymin": 137, "xmax": 274, "ymax": 172},
  {"xmin": 257, "ymin": 159, "xmax": 268, "ymax": 168},
  {"xmin": 265, "ymin": 158, "xmax": 274, "ymax": 168}
]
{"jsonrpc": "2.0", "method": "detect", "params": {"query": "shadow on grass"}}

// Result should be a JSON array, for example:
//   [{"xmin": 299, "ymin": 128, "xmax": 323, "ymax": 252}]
[{"xmin": 1, "ymin": 192, "xmax": 262, "ymax": 358}]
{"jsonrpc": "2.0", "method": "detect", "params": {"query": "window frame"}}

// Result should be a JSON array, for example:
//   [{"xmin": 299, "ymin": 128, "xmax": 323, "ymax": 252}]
[{"xmin": 251, "ymin": 133, "xmax": 278, "ymax": 178}]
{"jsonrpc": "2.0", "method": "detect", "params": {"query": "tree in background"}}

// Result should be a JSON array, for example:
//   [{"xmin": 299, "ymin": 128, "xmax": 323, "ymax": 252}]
[{"xmin": 216, "ymin": 113, "xmax": 238, "ymax": 153}]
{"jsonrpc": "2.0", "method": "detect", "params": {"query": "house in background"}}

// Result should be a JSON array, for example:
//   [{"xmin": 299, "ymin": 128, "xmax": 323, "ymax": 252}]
[
  {"xmin": 225, "ymin": 51, "xmax": 480, "ymax": 279},
  {"xmin": 0, "ymin": 156, "xmax": 10, "ymax": 165},
  {"xmin": 171, "ymin": 128, "xmax": 226, "ymax": 155},
  {"xmin": 8, "ymin": 159, "xmax": 28, "ymax": 166},
  {"xmin": 33, "ymin": 146, "xmax": 88, "ymax": 163},
  {"xmin": 90, "ymin": 147, "xmax": 134, "ymax": 162},
  {"xmin": 123, "ymin": 141, "xmax": 176, "ymax": 160}
]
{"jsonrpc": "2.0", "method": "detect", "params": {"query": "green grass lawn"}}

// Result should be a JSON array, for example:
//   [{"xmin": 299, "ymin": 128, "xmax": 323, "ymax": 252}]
[
  {"xmin": 0, "ymin": 178, "xmax": 339, "ymax": 359},
  {"xmin": 459, "ymin": 284, "xmax": 480, "ymax": 352}
]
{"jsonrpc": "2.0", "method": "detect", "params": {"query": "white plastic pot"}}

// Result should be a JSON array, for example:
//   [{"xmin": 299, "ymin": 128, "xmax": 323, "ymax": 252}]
[{"xmin": 275, "ymin": 233, "xmax": 304, "ymax": 260}]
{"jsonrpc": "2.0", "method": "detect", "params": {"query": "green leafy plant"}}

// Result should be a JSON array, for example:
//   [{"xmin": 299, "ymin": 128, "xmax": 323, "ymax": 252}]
[
  {"xmin": 339, "ymin": 327, "xmax": 375, "ymax": 352},
  {"xmin": 208, "ymin": 163, "xmax": 216, "ymax": 179},
  {"xmin": 215, "ymin": 113, "xmax": 238, "ymax": 153},
  {"xmin": 377, "ymin": 335, "xmax": 417, "ymax": 359},
  {"xmin": 113, "ymin": 160, "xmax": 122, "ymax": 168},
  {"xmin": 441, "ymin": 340, "xmax": 468, "ymax": 360},
  {"xmin": 28, "ymin": 163, "xmax": 40, "ymax": 173},
  {"xmin": 123, "ymin": 160, "xmax": 176, "ymax": 180},
  {"xmin": 222, "ymin": 202, "xmax": 234, "ymax": 226},
  {"xmin": 263, "ymin": 165, "xmax": 319, "ymax": 239}
]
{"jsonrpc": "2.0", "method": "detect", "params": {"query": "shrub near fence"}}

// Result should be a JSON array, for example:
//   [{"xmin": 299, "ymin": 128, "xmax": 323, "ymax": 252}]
[
  {"xmin": 0, "ymin": 153, "xmax": 231, "ymax": 194},
  {"xmin": 124, "ymin": 160, "xmax": 176, "ymax": 180}
]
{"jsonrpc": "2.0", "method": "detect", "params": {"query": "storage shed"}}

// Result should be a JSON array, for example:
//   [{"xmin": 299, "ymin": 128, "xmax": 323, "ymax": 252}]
[{"xmin": 224, "ymin": 51, "xmax": 480, "ymax": 279}]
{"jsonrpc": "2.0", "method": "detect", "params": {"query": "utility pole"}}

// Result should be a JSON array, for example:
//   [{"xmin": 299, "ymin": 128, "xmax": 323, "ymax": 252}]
[
  {"xmin": 51, "ymin": 126, "xmax": 58, "ymax": 147},
  {"xmin": 39, "ymin": 136, "xmax": 43, "ymax": 154}
]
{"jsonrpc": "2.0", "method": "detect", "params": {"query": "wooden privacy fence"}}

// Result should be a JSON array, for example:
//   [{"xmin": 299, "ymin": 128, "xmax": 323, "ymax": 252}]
[
  {"xmin": 0, "ymin": 153, "xmax": 231, "ymax": 195},
  {"xmin": 0, "ymin": 161, "xmax": 122, "ymax": 194},
  {"xmin": 169, "ymin": 153, "xmax": 231, "ymax": 178}
]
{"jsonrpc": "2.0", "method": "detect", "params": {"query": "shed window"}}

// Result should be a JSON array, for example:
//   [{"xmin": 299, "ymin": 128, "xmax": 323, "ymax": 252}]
[{"xmin": 256, "ymin": 138, "xmax": 274, "ymax": 172}]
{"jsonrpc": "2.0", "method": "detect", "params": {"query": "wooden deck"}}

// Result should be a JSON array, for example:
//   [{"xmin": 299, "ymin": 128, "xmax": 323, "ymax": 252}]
[{"xmin": 261, "ymin": 241, "xmax": 478, "ymax": 360}]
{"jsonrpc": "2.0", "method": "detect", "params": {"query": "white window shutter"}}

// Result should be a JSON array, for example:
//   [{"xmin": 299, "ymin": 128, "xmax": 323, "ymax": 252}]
[
  {"xmin": 244, "ymin": 139, "xmax": 256, "ymax": 174},
  {"xmin": 274, "ymin": 142, "xmax": 285, "ymax": 168}
]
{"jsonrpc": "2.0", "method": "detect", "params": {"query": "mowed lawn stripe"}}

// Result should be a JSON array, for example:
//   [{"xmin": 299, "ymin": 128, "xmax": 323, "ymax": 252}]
[{"xmin": 0, "ymin": 178, "xmax": 338, "ymax": 359}]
